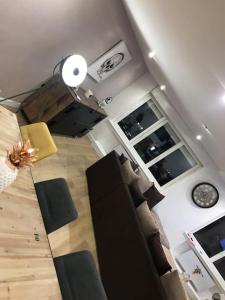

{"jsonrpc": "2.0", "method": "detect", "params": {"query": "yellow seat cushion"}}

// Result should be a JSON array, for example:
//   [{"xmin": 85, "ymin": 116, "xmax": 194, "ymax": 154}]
[{"xmin": 20, "ymin": 122, "xmax": 57, "ymax": 161}]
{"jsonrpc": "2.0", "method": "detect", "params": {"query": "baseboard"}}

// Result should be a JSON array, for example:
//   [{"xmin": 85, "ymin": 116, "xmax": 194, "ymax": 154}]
[
  {"xmin": 87, "ymin": 133, "xmax": 106, "ymax": 158},
  {"xmin": 0, "ymin": 99, "xmax": 20, "ymax": 109}
]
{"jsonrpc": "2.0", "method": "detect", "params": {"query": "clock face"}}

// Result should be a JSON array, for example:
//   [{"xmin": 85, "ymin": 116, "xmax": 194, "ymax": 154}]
[{"xmin": 192, "ymin": 183, "xmax": 219, "ymax": 208}]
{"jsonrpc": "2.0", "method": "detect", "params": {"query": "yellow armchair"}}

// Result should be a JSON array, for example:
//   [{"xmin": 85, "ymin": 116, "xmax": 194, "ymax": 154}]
[{"xmin": 20, "ymin": 122, "xmax": 57, "ymax": 161}]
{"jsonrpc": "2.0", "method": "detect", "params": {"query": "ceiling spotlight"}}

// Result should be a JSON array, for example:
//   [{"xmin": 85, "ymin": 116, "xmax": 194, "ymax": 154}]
[
  {"xmin": 160, "ymin": 85, "xmax": 166, "ymax": 91},
  {"xmin": 222, "ymin": 94, "xmax": 225, "ymax": 103},
  {"xmin": 202, "ymin": 123, "xmax": 212, "ymax": 135},
  {"xmin": 196, "ymin": 135, "xmax": 202, "ymax": 141},
  {"xmin": 148, "ymin": 51, "xmax": 156, "ymax": 59}
]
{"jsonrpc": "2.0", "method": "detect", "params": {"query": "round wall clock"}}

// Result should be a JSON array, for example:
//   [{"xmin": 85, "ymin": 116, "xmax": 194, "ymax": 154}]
[{"xmin": 192, "ymin": 182, "xmax": 219, "ymax": 208}]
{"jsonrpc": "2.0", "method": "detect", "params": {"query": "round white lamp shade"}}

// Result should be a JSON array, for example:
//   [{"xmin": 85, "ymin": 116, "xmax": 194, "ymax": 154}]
[{"xmin": 61, "ymin": 55, "xmax": 87, "ymax": 87}]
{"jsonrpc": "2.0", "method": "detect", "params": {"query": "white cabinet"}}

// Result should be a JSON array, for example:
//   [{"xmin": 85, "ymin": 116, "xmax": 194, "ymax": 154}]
[
  {"xmin": 186, "ymin": 213, "xmax": 225, "ymax": 293},
  {"xmin": 177, "ymin": 250, "xmax": 214, "ymax": 292}
]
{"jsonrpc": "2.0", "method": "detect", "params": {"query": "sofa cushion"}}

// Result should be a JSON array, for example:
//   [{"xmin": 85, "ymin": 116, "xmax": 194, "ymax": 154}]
[
  {"xmin": 161, "ymin": 270, "xmax": 189, "ymax": 300},
  {"xmin": 119, "ymin": 153, "xmax": 127, "ymax": 164},
  {"xmin": 134, "ymin": 176, "xmax": 153, "ymax": 194},
  {"xmin": 129, "ymin": 179, "xmax": 170, "ymax": 248},
  {"xmin": 136, "ymin": 201, "xmax": 159, "ymax": 237},
  {"xmin": 129, "ymin": 180, "xmax": 147, "ymax": 207},
  {"xmin": 130, "ymin": 161, "xmax": 139, "ymax": 173},
  {"xmin": 119, "ymin": 154, "xmax": 139, "ymax": 172},
  {"xmin": 151, "ymin": 210, "xmax": 170, "ymax": 249},
  {"xmin": 120, "ymin": 160, "xmax": 140, "ymax": 185},
  {"xmin": 147, "ymin": 233, "xmax": 172, "ymax": 276},
  {"xmin": 162, "ymin": 245, "xmax": 177, "ymax": 270},
  {"xmin": 144, "ymin": 183, "xmax": 165, "ymax": 209}
]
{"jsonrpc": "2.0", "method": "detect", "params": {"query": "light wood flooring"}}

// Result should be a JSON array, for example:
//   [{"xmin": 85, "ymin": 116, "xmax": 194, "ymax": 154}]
[
  {"xmin": 14, "ymin": 107, "xmax": 100, "ymax": 263},
  {"xmin": 31, "ymin": 135, "xmax": 99, "ymax": 262},
  {"xmin": 0, "ymin": 106, "xmax": 62, "ymax": 300}
]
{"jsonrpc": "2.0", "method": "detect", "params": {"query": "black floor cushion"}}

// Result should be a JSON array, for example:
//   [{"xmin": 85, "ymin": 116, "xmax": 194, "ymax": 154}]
[
  {"xmin": 35, "ymin": 178, "xmax": 78, "ymax": 234},
  {"xmin": 54, "ymin": 250, "xmax": 108, "ymax": 300}
]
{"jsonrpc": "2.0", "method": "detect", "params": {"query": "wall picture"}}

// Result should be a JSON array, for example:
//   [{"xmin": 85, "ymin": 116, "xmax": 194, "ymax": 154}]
[{"xmin": 88, "ymin": 41, "xmax": 132, "ymax": 82}]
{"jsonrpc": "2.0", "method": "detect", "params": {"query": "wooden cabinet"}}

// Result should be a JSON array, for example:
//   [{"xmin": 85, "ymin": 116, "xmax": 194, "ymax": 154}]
[{"xmin": 21, "ymin": 75, "xmax": 107, "ymax": 137}]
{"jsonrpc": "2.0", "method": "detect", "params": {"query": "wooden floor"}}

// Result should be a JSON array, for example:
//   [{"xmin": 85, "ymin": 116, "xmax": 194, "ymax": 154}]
[
  {"xmin": 12, "ymin": 107, "xmax": 100, "ymax": 262},
  {"xmin": 0, "ymin": 106, "xmax": 62, "ymax": 300},
  {"xmin": 30, "ymin": 134, "xmax": 99, "ymax": 261}
]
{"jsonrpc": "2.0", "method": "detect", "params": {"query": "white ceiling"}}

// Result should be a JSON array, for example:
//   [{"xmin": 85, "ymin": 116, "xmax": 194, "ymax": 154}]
[
  {"xmin": 123, "ymin": 0, "xmax": 225, "ymax": 173},
  {"xmin": 2, "ymin": 0, "xmax": 225, "ymax": 173},
  {"xmin": 0, "ymin": 0, "xmax": 146, "ymax": 101}
]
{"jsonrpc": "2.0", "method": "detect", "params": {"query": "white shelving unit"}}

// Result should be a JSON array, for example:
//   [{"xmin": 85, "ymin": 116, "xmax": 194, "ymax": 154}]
[
  {"xmin": 186, "ymin": 213, "xmax": 225, "ymax": 294},
  {"xmin": 177, "ymin": 249, "xmax": 215, "ymax": 292}
]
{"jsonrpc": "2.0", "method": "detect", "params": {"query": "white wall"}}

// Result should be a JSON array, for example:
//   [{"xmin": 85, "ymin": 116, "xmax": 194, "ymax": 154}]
[
  {"xmin": 91, "ymin": 72, "xmax": 225, "ymax": 250},
  {"xmin": 89, "ymin": 120, "xmax": 119, "ymax": 154},
  {"xmin": 104, "ymin": 72, "xmax": 156, "ymax": 118},
  {"xmin": 150, "ymin": 88, "xmax": 225, "ymax": 249},
  {"xmin": 154, "ymin": 166, "xmax": 225, "ymax": 248},
  {"xmin": 90, "ymin": 72, "xmax": 156, "ymax": 153}
]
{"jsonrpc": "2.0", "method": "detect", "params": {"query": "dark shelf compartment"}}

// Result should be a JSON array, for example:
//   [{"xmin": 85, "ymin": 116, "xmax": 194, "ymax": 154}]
[{"xmin": 194, "ymin": 216, "xmax": 225, "ymax": 258}]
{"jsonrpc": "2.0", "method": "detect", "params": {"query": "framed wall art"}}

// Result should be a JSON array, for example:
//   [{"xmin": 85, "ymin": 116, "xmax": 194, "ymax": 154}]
[{"xmin": 88, "ymin": 40, "xmax": 132, "ymax": 82}]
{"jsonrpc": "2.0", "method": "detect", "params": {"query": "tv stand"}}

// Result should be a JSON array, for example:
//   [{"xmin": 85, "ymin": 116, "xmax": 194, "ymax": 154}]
[{"xmin": 186, "ymin": 213, "xmax": 225, "ymax": 293}]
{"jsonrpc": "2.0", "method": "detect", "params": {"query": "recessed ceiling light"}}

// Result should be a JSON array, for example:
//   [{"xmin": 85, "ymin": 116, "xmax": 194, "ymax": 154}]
[
  {"xmin": 160, "ymin": 85, "xmax": 166, "ymax": 91},
  {"xmin": 196, "ymin": 135, "xmax": 202, "ymax": 141},
  {"xmin": 202, "ymin": 123, "xmax": 212, "ymax": 135},
  {"xmin": 222, "ymin": 94, "xmax": 225, "ymax": 103},
  {"xmin": 148, "ymin": 51, "xmax": 156, "ymax": 59}
]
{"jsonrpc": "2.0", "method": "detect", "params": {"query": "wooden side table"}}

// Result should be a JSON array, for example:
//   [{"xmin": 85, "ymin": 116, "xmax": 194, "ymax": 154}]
[{"xmin": 21, "ymin": 75, "xmax": 107, "ymax": 137}]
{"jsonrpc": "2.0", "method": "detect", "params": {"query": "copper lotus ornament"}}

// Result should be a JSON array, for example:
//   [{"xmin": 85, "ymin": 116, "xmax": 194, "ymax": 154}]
[
  {"xmin": 0, "ymin": 140, "xmax": 38, "ymax": 193},
  {"xmin": 7, "ymin": 140, "xmax": 38, "ymax": 168}
]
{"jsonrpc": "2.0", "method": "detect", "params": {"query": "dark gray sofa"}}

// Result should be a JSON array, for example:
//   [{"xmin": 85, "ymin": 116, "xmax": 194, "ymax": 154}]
[{"xmin": 86, "ymin": 151, "xmax": 168, "ymax": 300}]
